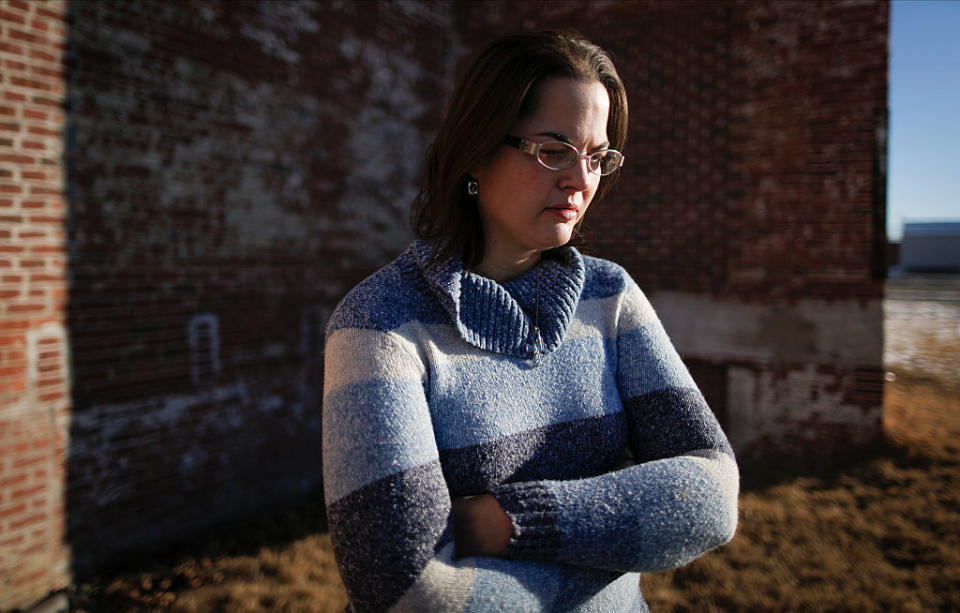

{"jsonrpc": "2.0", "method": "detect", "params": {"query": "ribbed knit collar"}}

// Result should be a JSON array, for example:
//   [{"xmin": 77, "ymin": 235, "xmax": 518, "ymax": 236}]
[{"xmin": 412, "ymin": 240, "xmax": 585, "ymax": 359}]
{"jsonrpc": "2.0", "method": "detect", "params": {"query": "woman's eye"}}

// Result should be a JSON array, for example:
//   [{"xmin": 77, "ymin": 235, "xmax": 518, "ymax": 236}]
[
  {"xmin": 539, "ymin": 145, "xmax": 575, "ymax": 164},
  {"xmin": 541, "ymin": 146, "xmax": 568, "ymax": 157}
]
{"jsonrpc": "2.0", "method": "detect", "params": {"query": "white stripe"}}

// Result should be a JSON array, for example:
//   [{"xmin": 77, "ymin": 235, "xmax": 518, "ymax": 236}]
[
  {"xmin": 324, "ymin": 327, "xmax": 426, "ymax": 393},
  {"xmin": 684, "ymin": 449, "xmax": 740, "ymax": 510},
  {"xmin": 391, "ymin": 542, "xmax": 476, "ymax": 612}
]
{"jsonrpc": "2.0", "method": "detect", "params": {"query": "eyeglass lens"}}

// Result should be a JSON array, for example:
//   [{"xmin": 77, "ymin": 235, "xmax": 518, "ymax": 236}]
[{"xmin": 537, "ymin": 142, "xmax": 621, "ymax": 175}]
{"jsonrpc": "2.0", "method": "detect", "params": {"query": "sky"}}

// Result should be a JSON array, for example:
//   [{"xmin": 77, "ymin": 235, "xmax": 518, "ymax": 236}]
[{"xmin": 887, "ymin": 0, "xmax": 960, "ymax": 241}]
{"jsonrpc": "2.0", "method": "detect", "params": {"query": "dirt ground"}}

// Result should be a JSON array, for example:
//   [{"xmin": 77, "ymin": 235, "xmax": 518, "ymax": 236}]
[{"xmin": 68, "ymin": 276, "xmax": 960, "ymax": 612}]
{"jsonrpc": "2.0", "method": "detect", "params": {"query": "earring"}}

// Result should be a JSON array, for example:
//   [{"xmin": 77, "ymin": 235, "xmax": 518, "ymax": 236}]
[{"xmin": 466, "ymin": 178, "xmax": 479, "ymax": 196}]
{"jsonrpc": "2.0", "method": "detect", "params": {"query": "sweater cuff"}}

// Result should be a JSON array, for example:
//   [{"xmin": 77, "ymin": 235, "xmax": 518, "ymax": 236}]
[{"xmin": 491, "ymin": 481, "xmax": 562, "ymax": 558}]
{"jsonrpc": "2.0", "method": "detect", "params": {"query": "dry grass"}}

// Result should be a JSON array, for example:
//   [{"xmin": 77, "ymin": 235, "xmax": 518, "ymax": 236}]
[
  {"xmin": 71, "ymin": 374, "xmax": 960, "ymax": 613},
  {"xmin": 641, "ymin": 370, "xmax": 960, "ymax": 612}
]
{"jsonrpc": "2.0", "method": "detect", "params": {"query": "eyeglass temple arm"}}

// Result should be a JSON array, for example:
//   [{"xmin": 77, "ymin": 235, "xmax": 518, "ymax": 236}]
[{"xmin": 503, "ymin": 135, "xmax": 539, "ymax": 155}]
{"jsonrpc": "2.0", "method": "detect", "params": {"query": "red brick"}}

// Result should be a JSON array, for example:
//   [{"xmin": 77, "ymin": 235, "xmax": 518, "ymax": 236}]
[
  {"xmin": 35, "ymin": 7, "xmax": 63, "ymax": 21},
  {"xmin": 0, "ymin": 9, "xmax": 28, "ymax": 25},
  {"xmin": 27, "ymin": 186, "xmax": 60, "ymax": 195},
  {"xmin": 21, "ymin": 109, "xmax": 47, "ymax": 120},
  {"xmin": 27, "ymin": 48, "xmax": 56, "ymax": 63},
  {"xmin": 0, "ymin": 474, "xmax": 28, "ymax": 490},
  {"xmin": 0, "ymin": 502, "xmax": 26, "ymax": 519},
  {"xmin": 0, "ymin": 533, "xmax": 26, "ymax": 548},
  {"xmin": 3, "ymin": 59, "xmax": 27, "ymax": 73},
  {"xmin": 0, "ymin": 41, "xmax": 24, "ymax": 56},
  {"xmin": 26, "ymin": 126, "xmax": 57, "ymax": 137},
  {"xmin": 11, "ymin": 454, "xmax": 45, "ymax": 470},
  {"xmin": 11, "ymin": 566, "xmax": 46, "ymax": 586},
  {"xmin": 12, "ymin": 484, "xmax": 46, "ymax": 500},
  {"xmin": 0, "ymin": 153, "xmax": 34, "ymax": 164},
  {"xmin": 6, "ymin": 27, "xmax": 48, "ymax": 46},
  {"xmin": 27, "ymin": 97, "xmax": 59, "ymax": 109},
  {"xmin": 10, "ymin": 77, "xmax": 53, "ymax": 92}
]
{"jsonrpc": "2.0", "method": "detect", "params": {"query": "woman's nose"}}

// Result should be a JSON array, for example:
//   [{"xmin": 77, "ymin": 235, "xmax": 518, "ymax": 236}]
[{"xmin": 560, "ymin": 158, "xmax": 592, "ymax": 192}]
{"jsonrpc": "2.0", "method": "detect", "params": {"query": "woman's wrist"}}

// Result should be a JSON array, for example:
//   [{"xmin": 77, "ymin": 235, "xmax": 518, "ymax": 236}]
[{"xmin": 452, "ymin": 494, "xmax": 514, "ymax": 558}]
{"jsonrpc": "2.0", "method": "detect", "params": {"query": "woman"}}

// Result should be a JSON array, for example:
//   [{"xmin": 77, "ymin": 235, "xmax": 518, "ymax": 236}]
[{"xmin": 323, "ymin": 30, "xmax": 738, "ymax": 612}]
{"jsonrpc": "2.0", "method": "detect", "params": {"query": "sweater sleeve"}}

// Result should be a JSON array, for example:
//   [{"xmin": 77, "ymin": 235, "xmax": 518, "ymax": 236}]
[
  {"xmin": 323, "ymin": 311, "xmax": 635, "ymax": 612},
  {"xmin": 490, "ymin": 276, "xmax": 739, "ymax": 573}
]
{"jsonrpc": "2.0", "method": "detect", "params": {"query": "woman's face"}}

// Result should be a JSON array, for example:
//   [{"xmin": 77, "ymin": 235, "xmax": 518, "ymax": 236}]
[{"xmin": 472, "ymin": 78, "xmax": 611, "ymax": 264}]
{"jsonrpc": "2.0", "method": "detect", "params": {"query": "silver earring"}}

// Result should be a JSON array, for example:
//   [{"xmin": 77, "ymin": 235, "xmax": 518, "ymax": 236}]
[{"xmin": 466, "ymin": 179, "xmax": 479, "ymax": 196}]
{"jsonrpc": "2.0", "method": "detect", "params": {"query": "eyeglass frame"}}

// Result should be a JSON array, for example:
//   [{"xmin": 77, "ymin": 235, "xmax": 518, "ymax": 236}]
[{"xmin": 503, "ymin": 135, "xmax": 625, "ymax": 176}]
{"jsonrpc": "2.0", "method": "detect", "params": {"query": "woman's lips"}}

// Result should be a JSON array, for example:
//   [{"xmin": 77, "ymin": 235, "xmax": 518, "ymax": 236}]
[{"xmin": 545, "ymin": 205, "xmax": 579, "ymax": 221}]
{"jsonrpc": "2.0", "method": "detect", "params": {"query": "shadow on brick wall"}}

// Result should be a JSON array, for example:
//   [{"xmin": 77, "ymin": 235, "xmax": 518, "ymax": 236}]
[{"xmin": 61, "ymin": 0, "xmax": 454, "ymax": 577}]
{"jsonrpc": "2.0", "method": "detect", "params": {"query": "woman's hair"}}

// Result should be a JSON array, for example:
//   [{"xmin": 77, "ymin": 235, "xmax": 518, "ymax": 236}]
[{"xmin": 410, "ymin": 30, "xmax": 628, "ymax": 268}]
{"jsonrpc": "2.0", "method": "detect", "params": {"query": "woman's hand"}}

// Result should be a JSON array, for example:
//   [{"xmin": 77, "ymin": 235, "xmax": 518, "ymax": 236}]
[{"xmin": 452, "ymin": 494, "xmax": 514, "ymax": 558}]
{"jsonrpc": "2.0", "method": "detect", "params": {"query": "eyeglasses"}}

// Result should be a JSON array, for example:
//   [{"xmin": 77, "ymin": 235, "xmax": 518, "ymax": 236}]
[{"xmin": 504, "ymin": 135, "xmax": 624, "ymax": 176}]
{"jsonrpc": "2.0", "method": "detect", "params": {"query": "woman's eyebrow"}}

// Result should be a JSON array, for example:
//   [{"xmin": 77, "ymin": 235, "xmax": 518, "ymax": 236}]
[
  {"xmin": 535, "ymin": 131, "xmax": 572, "ymax": 143},
  {"xmin": 534, "ymin": 131, "xmax": 610, "ymax": 150}
]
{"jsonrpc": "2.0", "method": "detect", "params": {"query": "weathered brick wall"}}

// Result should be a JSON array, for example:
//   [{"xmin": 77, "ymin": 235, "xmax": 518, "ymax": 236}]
[
  {"xmin": 0, "ymin": 0, "xmax": 70, "ymax": 609},
  {"xmin": 460, "ymin": 0, "xmax": 889, "ymax": 457},
  {"xmin": 0, "ymin": 0, "xmax": 888, "ymax": 606},
  {"xmin": 58, "ymin": 0, "xmax": 456, "ymax": 581}
]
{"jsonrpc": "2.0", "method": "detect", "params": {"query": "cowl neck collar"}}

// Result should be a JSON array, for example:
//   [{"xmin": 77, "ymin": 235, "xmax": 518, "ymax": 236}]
[{"xmin": 412, "ymin": 240, "xmax": 585, "ymax": 359}]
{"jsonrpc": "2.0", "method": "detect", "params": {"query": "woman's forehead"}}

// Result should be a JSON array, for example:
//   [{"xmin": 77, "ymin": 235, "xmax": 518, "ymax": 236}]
[{"xmin": 514, "ymin": 79, "xmax": 610, "ymax": 144}]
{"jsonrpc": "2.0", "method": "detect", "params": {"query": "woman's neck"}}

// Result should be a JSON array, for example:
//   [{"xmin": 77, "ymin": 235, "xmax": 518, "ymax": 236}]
[{"xmin": 472, "ymin": 248, "xmax": 541, "ymax": 282}]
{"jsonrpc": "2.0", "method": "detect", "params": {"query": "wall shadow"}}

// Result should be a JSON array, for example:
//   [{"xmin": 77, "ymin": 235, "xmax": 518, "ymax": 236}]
[{"xmin": 61, "ymin": 0, "xmax": 454, "ymax": 578}]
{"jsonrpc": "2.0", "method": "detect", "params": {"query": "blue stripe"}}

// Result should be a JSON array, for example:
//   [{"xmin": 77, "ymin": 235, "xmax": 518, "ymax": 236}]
[
  {"xmin": 464, "ymin": 556, "xmax": 565, "ymax": 611},
  {"xmin": 556, "ymin": 569, "xmax": 643, "ymax": 612},
  {"xmin": 327, "ymin": 461, "xmax": 450, "ymax": 612},
  {"xmin": 580, "ymin": 256, "xmax": 629, "ymax": 300},
  {"xmin": 624, "ymin": 388, "xmax": 733, "ymax": 461},
  {"xmin": 323, "ymin": 378, "xmax": 437, "ymax": 502},
  {"xmin": 326, "ymin": 253, "xmax": 448, "ymax": 335},
  {"xmin": 439, "ymin": 412, "xmax": 628, "ymax": 498},
  {"xmin": 550, "ymin": 456, "xmax": 733, "ymax": 572},
  {"xmin": 429, "ymin": 334, "xmax": 622, "ymax": 449},
  {"xmin": 617, "ymin": 325, "xmax": 696, "ymax": 399}
]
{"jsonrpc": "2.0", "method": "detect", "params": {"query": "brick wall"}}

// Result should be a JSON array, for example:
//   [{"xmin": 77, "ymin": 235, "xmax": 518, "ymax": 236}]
[
  {"xmin": 0, "ymin": 0, "xmax": 70, "ymax": 609},
  {"xmin": 60, "ymin": 0, "xmax": 455, "ymax": 581},
  {"xmin": 0, "ymin": 0, "xmax": 888, "ymax": 607}
]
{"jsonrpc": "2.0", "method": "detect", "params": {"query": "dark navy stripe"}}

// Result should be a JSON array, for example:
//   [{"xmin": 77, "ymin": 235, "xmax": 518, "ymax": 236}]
[
  {"xmin": 624, "ymin": 388, "xmax": 733, "ymax": 462},
  {"xmin": 494, "ymin": 480, "xmax": 563, "ymax": 558},
  {"xmin": 327, "ymin": 461, "xmax": 450, "ymax": 612},
  {"xmin": 438, "ymin": 412, "xmax": 628, "ymax": 498}
]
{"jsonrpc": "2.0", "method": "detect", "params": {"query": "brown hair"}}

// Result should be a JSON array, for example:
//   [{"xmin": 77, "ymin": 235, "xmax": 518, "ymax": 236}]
[{"xmin": 410, "ymin": 30, "xmax": 628, "ymax": 268}]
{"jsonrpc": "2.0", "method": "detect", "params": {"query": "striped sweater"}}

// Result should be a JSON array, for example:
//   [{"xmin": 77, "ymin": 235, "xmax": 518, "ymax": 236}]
[{"xmin": 323, "ymin": 241, "xmax": 738, "ymax": 612}]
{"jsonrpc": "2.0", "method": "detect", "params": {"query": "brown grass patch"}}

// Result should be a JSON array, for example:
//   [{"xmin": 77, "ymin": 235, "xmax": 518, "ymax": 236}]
[
  {"xmin": 641, "ymin": 370, "xmax": 960, "ymax": 612},
  {"xmin": 70, "ymin": 504, "xmax": 350, "ymax": 613},
  {"xmin": 71, "ymin": 372, "xmax": 959, "ymax": 612}
]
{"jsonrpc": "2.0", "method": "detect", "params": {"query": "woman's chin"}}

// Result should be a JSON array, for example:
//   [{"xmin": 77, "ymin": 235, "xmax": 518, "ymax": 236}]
[{"xmin": 539, "ymin": 227, "xmax": 575, "ymax": 249}]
